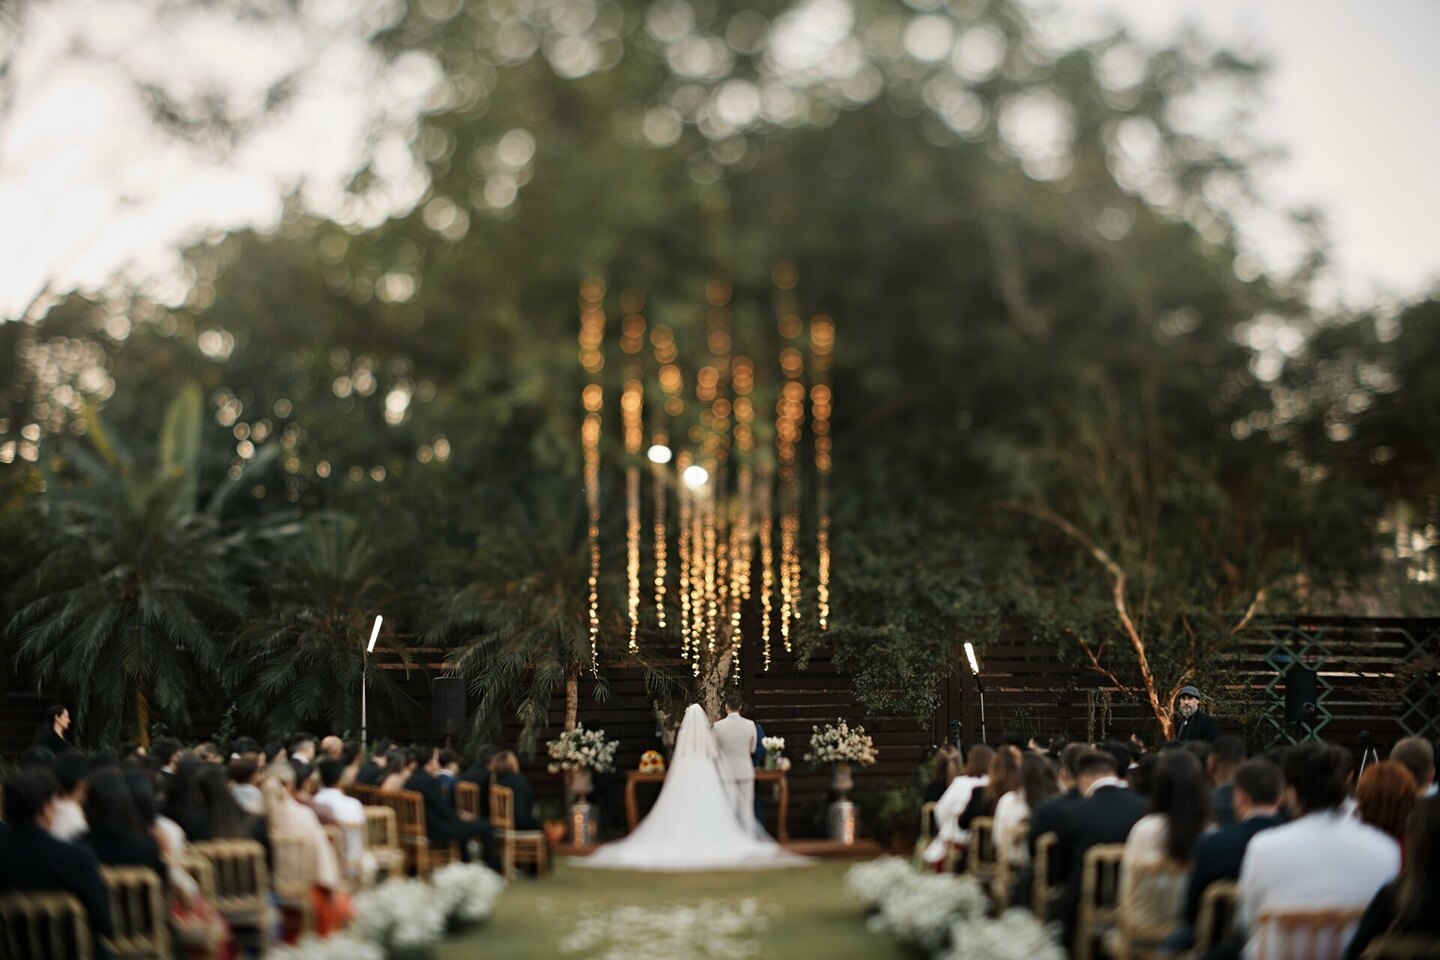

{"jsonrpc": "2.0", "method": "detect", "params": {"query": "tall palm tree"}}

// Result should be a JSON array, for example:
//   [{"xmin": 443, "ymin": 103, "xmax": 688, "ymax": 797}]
[
  {"xmin": 8, "ymin": 384, "xmax": 254, "ymax": 744},
  {"xmin": 233, "ymin": 511, "xmax": 414, "ymax": 738},
  {"xmin": 431, "ymin": 479, "xmax": 613, "ymax": 756}
]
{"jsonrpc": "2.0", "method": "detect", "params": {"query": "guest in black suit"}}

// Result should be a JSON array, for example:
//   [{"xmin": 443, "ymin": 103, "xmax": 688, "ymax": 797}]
[
  {"xmin": 1175, "ymin": 686, "xmax": 1221, "ymax": 743},
  {"xmin": 490, "ymin": 750, "xmax": 539, "ymax": 830},
  {"xmin": 0, "ymin": 768, "xmax": 113, "ymax": 956},
  {"xmin": 355, "ymin": 739, "xmax": 397, "ymax": 786},
  {"xmin": 1346, "ymin": 796, "xmax": 1440, "ymax": 959},
  {"xmin": 459, "ymin": 744, "xmax": 501, "ymax": 819},
  {"xmin": 403, "ymin": 747, "xmax": 497, "ymax": 868},
  {"xmin": 1207, "ymin": 736, "xmax": 1247, "ymax": 827},
  {"xmin": 1055, "ymin": 748, "xmax": 1149, "ymax": 946},
  {"xmin": 78, "ymin": 769, "xmax": 167, "ymax": 884},
  {"xmin": 1167, "ymin": 758, "xmax": 1285, "ymax": 952}
]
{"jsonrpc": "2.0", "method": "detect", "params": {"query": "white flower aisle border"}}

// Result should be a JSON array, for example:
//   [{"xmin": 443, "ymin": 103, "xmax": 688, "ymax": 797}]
[
  {"xmin": 558, "ymin": 898, "xmax": 773, "ymax": 960},
  {"xmin": 845, "ymin": 857, "xmax": 1064, "ymax": 960},
  {"xmin": 270, "ymin": 863, "xmax": 506, "ymax": 960}
]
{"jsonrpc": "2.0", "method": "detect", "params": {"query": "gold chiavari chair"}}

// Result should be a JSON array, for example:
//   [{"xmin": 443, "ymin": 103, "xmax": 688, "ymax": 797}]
[
  {"xmin": 0, "ymin": 891, "xmax": 93, "ymax": 960},
  {"xmin": 1252, "ymin": 908, "xmax": 1366, "ymax": 960},
  {"xmin": 189, "ymin": 839, "xmax": 270, "ymax": 954},
  {"xmin": 1032, "ymin": 831, "xmax": 1061, "ymax": 922},
  {"xmin": 269, "ymin": 832, "xmax": 316, "ymax": 935},
  {"xmin": 456, "ymin": 781, "xmax": 482, "ymax": 819},
  {"xmin": 99, "ymin": 866, "xmax": 170, "ymax": 960},
  {"xmin": 1194, "ymin": 880, "xmax": 1240, "ymax": 957},
  {"xmin": 490, "ymin": 783, "xmax": 550, "ymax": 879},
  {"xmin": 1074, "ymin": 843, "xmax": 1125, "ymax": 960},
  {"xmin": 364, "ymin": 805, "xmax": 406, "ymax": 881}
]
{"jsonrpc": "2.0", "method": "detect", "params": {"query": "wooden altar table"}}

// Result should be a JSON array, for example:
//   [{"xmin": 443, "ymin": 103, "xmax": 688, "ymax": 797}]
[{"xmin": 624, "ymin": 769, "xmax": 789, "ymax": 842}]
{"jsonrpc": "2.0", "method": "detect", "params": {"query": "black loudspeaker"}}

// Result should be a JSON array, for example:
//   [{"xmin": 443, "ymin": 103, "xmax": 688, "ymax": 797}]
[
  {"xmin": 1284, "ymin": 665, "xmax": 1319, "ymax": 724},
  {"xmin": 433, "ymin": 678, "xmax": 466, "ymax": 736}
]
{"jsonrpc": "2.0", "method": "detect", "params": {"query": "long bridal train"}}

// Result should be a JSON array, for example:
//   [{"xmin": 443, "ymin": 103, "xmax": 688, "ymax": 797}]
[{"xmin": 575, "ymin": 704, "xmax": 807, "ymax": 871}]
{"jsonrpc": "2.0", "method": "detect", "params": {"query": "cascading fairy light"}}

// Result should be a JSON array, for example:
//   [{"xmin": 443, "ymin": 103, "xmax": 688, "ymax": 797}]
[
  {"xmin": 775, "ymin": 284, "xmax": 806, "ymax": 652},
  {"xmin": 676, "ymin": 449, "xmax": 694, "ymax": 663},
  {"xmin": 621, "ymin": 296, "xmax": 646, "ymax": 655},
  {"xmin": 759, "ymin": 462, "xmax": 775, "ymax": 671},
  {"xmin": 578, "ymin": 278, "xmax": 607, "ymax": 675},
  {"xmin": 652, "ymin": 326, "xmax": 682, "ymax": 631},
  {"xmin": 810, "ymin": 315, "xmax": 834, "ymax": 630}
]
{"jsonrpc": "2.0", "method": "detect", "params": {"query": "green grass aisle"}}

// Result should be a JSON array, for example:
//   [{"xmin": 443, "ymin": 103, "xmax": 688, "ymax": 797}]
[{"xmin": 435, "ymin": 859, "xmax": 909, "ymax": 960}]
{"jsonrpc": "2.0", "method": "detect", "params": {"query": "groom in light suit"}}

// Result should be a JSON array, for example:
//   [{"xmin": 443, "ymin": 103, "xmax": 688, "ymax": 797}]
[{"xmin": 713, "ymin": 692, "xmax": 758, "ymax": 828}]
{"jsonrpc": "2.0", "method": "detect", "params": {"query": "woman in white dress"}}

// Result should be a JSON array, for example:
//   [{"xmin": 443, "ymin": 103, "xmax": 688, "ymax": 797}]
[{"xmin": 576, "ymin": 704, "xmax": 806, "ymax": 871}]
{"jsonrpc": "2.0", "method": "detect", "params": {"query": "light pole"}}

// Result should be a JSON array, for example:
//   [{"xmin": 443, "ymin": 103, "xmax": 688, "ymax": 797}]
[
  {"xmin": 964, "ymin": 641, "xmax": 987, "ymax": 745},
  {"xmin": 363, "ymin": 615, "xmax": 382, "ymax": 746}
]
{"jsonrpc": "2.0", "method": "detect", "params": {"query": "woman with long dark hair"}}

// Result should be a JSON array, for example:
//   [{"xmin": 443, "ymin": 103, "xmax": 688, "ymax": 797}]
[
  {"xmin": 961, "ymin": 745, "xmax": 1024, "ymax": 830},
  {"xmin": 1346, "ymin": 796, "xmax": 1440, "ymax": 958},
  {"xmin": 1119, "ymin": 750, "xmax": 1210, "ymax": 941},
  {"xmin": 922, "ymin": 743, "xmax": 994, "ymax": 867},
  {"xmin": 33, "ymin": 704, "xmax": 72, "ymax": 754},
  {"xmin": 77, "ymin": 769, "xmax": 166, "ymax": 883},
  {"xmin": 995, "ymin": 752, "xmax": 1059, "ymax": 868}
]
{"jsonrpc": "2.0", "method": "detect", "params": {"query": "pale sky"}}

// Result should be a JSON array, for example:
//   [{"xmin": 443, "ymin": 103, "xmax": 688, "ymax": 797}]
[{"xmin": 0, "ymin": 0, "xmax": 1436, "ymax": 321}]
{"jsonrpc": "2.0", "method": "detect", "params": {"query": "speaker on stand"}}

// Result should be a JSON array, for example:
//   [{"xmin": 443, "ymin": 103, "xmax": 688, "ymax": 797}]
[
  {"xmin": 432, "ymin": 677, "xmax": 466, "ymax": 749},
  {"xmin": 1283, "ymin": 664, "xmax": 1319, "ymax": 741}
]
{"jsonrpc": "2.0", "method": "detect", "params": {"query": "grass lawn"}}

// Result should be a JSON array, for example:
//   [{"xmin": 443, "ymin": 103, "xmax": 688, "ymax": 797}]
[{"xmin": 435, "ymin": 858, "xmax": 907, "ymax": 960}]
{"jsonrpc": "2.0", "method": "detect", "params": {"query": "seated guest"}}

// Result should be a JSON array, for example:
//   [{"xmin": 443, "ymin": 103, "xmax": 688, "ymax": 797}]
[
  {"xmin": 490, "ymin": 750, "xmax": 539, "ymax": 830},
  {"xmin": 339, "ymin": 741, "xmax": 364, "ymax": 788},
  {"xmin": 459, "ymin": 744, "xmax": 502, "ymax": 818},
  {"xmin": 1120, "ymin": 750, "xmax": 1209, "ymax": 939},
  {"xmin": 192, "ymin": 765, "xmax": 268, "ymax": 847},
  {"xmin": 379, "ymin": 750, "xmax": 416, "ymax": 793},
  {"xmin": 923, "ymin": 744, "xmax": 961, "ymax": 805},
  {"xmin": 1208, "ymin": 735, "xmax": 1247, "ymax": 827},
  {"xmin": 50, "ymin": 750, "xmax": 91, "ymax": 841},
  {"xmin": 1390, "ymin": 737, "xmax": 1437, "ymax": 798},
  {"xmin": 922, "ymin": 744, "xmax": 994, "ymax": 865},
  {"xmin": 1346, "ymin": 797, "xmax": 1440, "ymax": 959},
  {"xmin": 1175, "ymin": 758, "xmax": 1286, "ymax": 948},
  {"xmin": 1238, "ymin": 743, "xmax": 1400, "ymax": 958},
  {"xmin": 1055, "ymin": 748, "xmax": 1148, "ymax": 946},
  {"xmin": 403, "ymin": 747, "xmax": 497, "ymax": 868},
  {"xmin": 319, "ymin": 736, "xmax": 344, "ymax": 761},
  {"xmin": 0, "ymin": 769, "xmax": 113, "ymax": 955},
  {"xmin": 78, "ymin": 769, "xmax": 166, "ymax": 884},
  {"xmin": 996, "ymin": 751, "xmax": 1057, "ymax": 869},
  {"xmin": 355, "ymin": 739, "xmax": 396, "ymax": 786},
  {"xmin": 436, "ymin": 749, "xmax": 461, "ymax": 804},
  {"xmin": 192, "ymin": 742, "xmax": 224, "ymax": 765},
  {"xmin": 1128, "ymin": 752, "xmax": 1158, "ymax": 798},
  {"xmin": 287, "ymin": 733, "xmax": 318, "ymax": 765},
  {"xmin": 312, "ymin": 758, "xmax": 368, "ymax": 883},
  {"xmin": 229, "ymin": 757, "xmax": 265, "ymax": 815},
  {"xmin": 1012, "ymin": 742, "xmax": 1087, "ymax": 910},
  {"xmin": 1355, "ymin": 761, "xmax": 1417, "ymax": 848},
  {"xmin": 960, "ymin": 744, "xmax": 1022, "ymax": 831},
  {"xmin": 262, "ymin": 761, "xmax": 352, "ymax": 935}
]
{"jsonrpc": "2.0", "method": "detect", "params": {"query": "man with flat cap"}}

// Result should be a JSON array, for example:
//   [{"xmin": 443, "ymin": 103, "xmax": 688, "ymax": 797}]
[{"xmin": 1175, "ymin": 685, "xmax": 1220, "ymax": 742}]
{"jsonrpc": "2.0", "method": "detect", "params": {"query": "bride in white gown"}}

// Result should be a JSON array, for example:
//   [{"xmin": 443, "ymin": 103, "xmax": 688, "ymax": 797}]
[{"xmin": 576, "ymin": 703, "xmax": 806, "ymax": 871}]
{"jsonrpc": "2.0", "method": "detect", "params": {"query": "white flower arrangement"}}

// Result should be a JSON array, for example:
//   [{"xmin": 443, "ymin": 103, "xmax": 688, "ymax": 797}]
[
  {"xmin": 804, "ymin": 719, "xmax": 878, "ymax": 766},
  {"xmin": 546, "ymin": 724, "xmax": 619, "ymax": 773},
  {"xmin": 942, "ymin": 908, "xmax": 1066, "ymax": 960},
  {"xmin": 845, "ymin": 856, "xmax": 917, "ymax": 910},
  {"xmin": 762, "ymin": 736, "xmax": 785, "ymax": 752},
  {"xmin": 430, "ymin": 862, "xmax": 506, "ymax": 923},
  {"xmin": 873, "ymin": 871, "xmax": 988, "ymax": 953},
  {"xmin": 267, "ymin": 935, "xmax": 384, "ymax": 960},
  {"xmin": 351, "ymin": 877, "xmax": 449, "ymax": 949}
]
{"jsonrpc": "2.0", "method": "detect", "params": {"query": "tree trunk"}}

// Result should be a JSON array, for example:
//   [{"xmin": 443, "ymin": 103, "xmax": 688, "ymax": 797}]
[
  {"xmin": 564, "ymin": 670, "xmax": 578, "ymax": 732},
  {"xmin": 136, "ymin": 686, "xmax": 150, "ymax": 749}
]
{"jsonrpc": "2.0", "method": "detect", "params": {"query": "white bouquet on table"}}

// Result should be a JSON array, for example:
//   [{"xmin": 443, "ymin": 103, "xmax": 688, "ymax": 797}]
[
  {"xmin": 762, "ymin": 736, "xmax": 786, "ymax": 752},
  {"xmin": 804, "ymin": 719, "xmax": 878, "ymax": 766},
  {"xmin": 545, "ymin": 723, "xmax": 618, "ymax": 773}
]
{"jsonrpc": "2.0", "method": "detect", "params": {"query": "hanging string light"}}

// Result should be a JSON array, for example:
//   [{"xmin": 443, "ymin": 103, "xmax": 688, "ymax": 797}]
[
  {"xmin": 775, "ymin": 279, "xmax": 806, "ymax": 652},
  {"xmin": 677, "ymin": 449, "xmax": 694, "ymax": 662},
  {"xmin": 811, "ymin": 315, "xmax": 834, "ymax": 630},
  {"xmin": 651, "ymin": 325, "xmax": 681, "ymax": 630},
  {"xmin": 578, "ymin": 278, "xmax": 606, "ymax": 675}
]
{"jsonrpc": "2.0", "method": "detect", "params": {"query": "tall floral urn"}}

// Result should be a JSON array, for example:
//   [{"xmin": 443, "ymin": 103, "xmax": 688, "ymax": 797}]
[
  {"xmin": 805, "ymin": 719, "xmax": 877, "ymax": 847},
  {"xmin": 546, "ymin": 724, "xmax": 617, "ymax": 850}
]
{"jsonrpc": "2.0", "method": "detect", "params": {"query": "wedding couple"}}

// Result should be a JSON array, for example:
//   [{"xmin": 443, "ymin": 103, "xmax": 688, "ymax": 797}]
[{"xmin": 577, "ymin": 695, "xmax": 805, "ymax": 871}]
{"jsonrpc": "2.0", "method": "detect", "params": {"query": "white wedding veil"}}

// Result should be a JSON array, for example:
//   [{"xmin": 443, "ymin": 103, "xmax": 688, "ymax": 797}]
[{"xmin": 673, "ymin": 702, "xmax": 720, "ymax": 760}]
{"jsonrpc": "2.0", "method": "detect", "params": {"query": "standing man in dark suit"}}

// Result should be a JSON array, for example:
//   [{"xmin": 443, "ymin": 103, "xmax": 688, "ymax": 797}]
[
  {"xmin": 403, "ymin": 747, "xmax": 497, "ymax": 869},
  {"xmin": 1176, "ymin": 685, "xmax": 1221, "ymax": 743},
  {"xmin": 0, "ymin": 768, "xmax": 114, "ymax": 958},
  {"xmin": 1056, "ymin": 749, "xmax": 1149, "ymax": 947},
  {"xmin": 1168, "ymin": 758, "xmax": 1286, "ymax": 952}
]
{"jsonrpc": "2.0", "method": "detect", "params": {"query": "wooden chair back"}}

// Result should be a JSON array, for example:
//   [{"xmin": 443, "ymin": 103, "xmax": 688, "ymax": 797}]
[
  {"xmin": 490, "ymin": 783, "xmax": 516, "ymax": 831},
  {"xmin": 189, "ymin": 838, "xmax": 270, "ymax": 951},
  {"xmin": 1075, "ymin": 843, "xmax": 1126, "ymax": 960},
  {"xmin": 966, "ymin": 816, "xmax": 1001, "ymax": 881},
  {"xmin": 1253, "ymin": 908, "xmax": 1366, "ymax": 960},
  {"xmin": 270, "ymin": 831, "xmax": 317, "ymax": 894},
  {"xmin": 1117, "ymin": 858, "xmax": 1188, "ymax": 948},
  {"xmin": 1194, "ymin": 880, "xmax": 1240, "ymax": 955},
  {"xmin": 920, "ymin": 801, "xmax": 937, "ymax": 848},
  {"xmin": 363, "ymin": 805, "xmax": 405, "ymax": 881},
  {"xmin": 347, "ymin": 783, "xmax": 378, "ymax": 806},
  {"xmin": 164, "ymin": 854, "xmax": 224, "ymax": 960},
  {"xmin": 99, "ymin": 866, "xmax": 170, "ymax": 960},
  {"xmin": 1032, "ymin": 831, "xmax": 1060, "ymax": 921},
  {"xmin": 456, "ymin": 781, "xmax": 481, "ymax": 819},
  {"xmin": 0, "ymin": 891, "xmax": 93, "ymax": 960}
]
